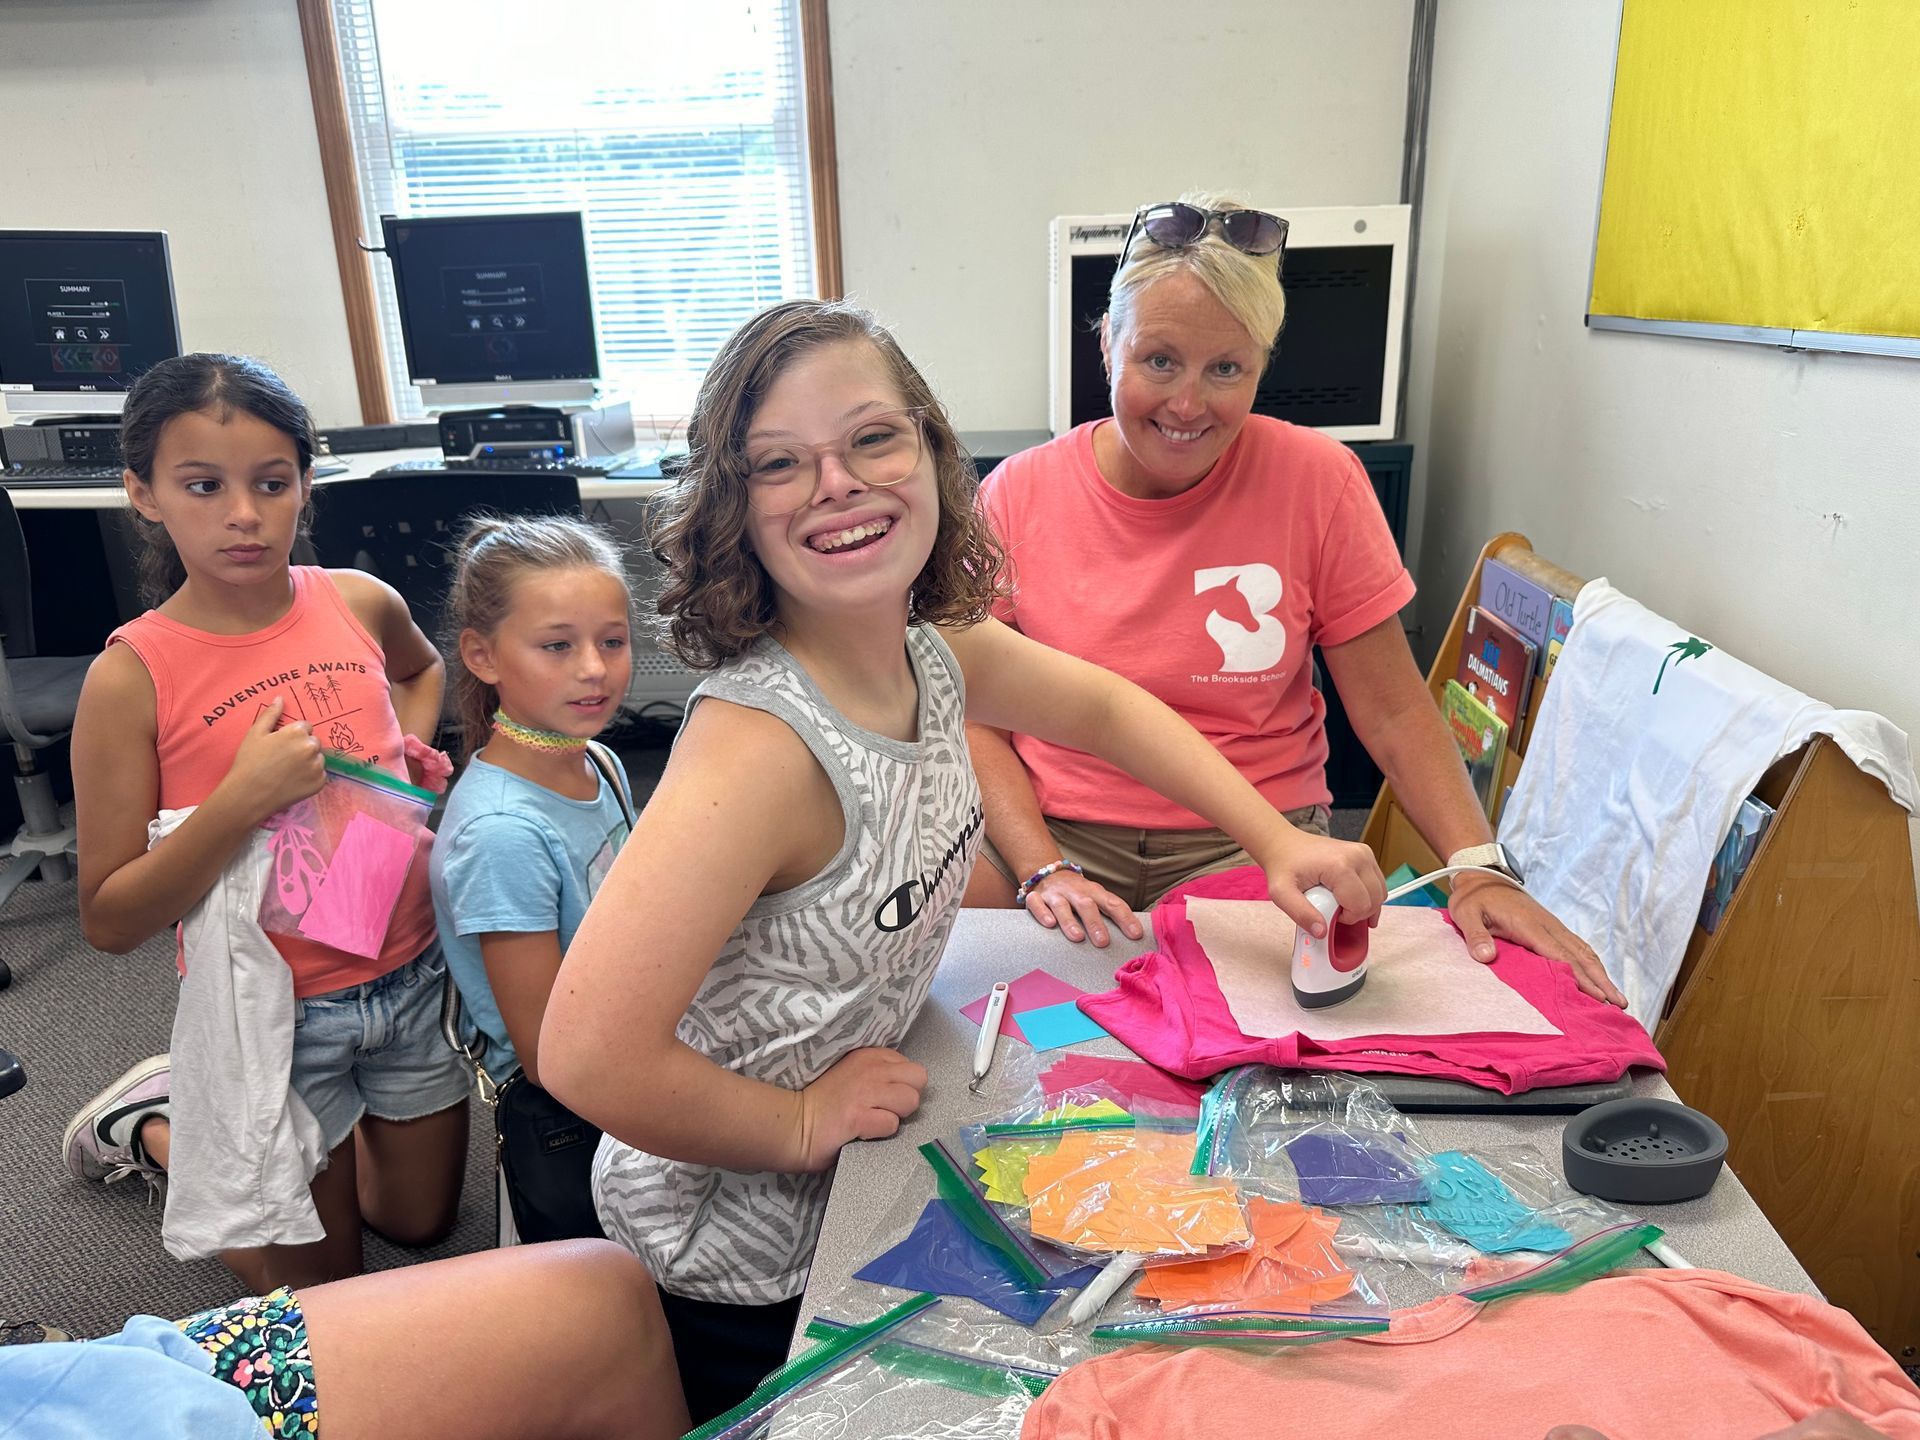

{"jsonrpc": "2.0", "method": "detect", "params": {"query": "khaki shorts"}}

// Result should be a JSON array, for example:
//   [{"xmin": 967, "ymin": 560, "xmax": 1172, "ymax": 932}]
[{"xmin": 982, "ymin": 806, "xmax": 1332, "ymax": 914}]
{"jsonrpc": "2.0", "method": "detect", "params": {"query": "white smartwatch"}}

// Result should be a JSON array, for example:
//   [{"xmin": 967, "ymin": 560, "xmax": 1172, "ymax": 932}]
[{"xmin": 1445, "ymin": 843, "xmax": 1524, "ymax": 886}]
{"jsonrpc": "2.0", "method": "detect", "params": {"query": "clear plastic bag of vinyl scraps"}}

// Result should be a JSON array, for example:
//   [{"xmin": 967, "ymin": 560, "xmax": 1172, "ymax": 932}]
[
  {"xmin": 1372, "ymin": 1142, "xmax": 1645, "ymax": 1261},
  {"xmin": 954, "ymin": 1043, "xmax": 1228, "ymax": 1231},
  {"xmin": 257, "ymin": 752, "xmax": 434, "ymax": 959},
  {"xmin": 1086, "ymin": 1216, "xmax": 1667, "ymax": 1350},
  {"xmin": 957, "ymin": 1043, "xmax": 1207, "ymax": 1136},
  {"xmin": 918, "ymin": 1054, "xmax": 1179, "ymax": 1293},
  {"xmin": 816, "ymin": 1258, "xmax": 1113, "ymax": 1373},
  {"xmin": 1191, "ymin": 1066, "xmax": 1438, "ymax": 1209},
  {"xmin": 684, "ymin": 1293, "xmax": 1053, "ymax": 1440},
  {"xmin": 967, "ymin": 1103, "xmax": 1256, "ymax": 1267},
  {"xmin": 846, "ymin": 1161, "xmax": 1105, "ymax": 1328}
]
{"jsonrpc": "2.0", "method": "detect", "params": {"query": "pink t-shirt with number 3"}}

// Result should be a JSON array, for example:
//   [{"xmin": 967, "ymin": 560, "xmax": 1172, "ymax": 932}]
[{"xmin": 980, "ymin": 416, "xmax": 1414, "ymax": 827}]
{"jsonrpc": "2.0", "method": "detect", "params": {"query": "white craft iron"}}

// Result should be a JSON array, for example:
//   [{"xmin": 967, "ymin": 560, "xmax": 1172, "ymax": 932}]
[
  {"xmin": 1290, "ymin": 885, "xmax": 1373, "ymax": 1009},
  {"xmin": 1289, "ymin": 861, "xmax": 1527, "ymax": 1009}
]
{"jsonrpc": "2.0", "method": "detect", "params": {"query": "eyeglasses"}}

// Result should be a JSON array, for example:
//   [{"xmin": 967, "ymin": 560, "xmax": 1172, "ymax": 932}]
[
  {"xmin": 1120, "ymin": 202, "xmax": 1289, "ymax": 269},
  {"xmin": 742, "ymin": 407, "xmax": 928, "ymax": 516}
]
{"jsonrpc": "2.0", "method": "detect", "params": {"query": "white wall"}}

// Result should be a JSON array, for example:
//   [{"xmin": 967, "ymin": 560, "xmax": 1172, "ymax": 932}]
[
  {"xmin": 830, "ymin": 0, "xmax": 1414, "ymax": 432},
  {"xmin": 1406, "ymin": 0, "xmax": 1920, "ymax": 739},
  {"xmin": 2, "ymin": 0, "xmax": 360, "ymax": 426},
  {"xmin": 4, "ymin": 1, "xmax": 1416, "ymax": 439}
]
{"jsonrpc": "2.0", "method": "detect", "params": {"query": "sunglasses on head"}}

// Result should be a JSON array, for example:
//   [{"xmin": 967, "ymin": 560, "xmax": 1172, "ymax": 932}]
[{"xmin": 1120, "ymin": 202, "xmax": 1289, "ymax": 268}]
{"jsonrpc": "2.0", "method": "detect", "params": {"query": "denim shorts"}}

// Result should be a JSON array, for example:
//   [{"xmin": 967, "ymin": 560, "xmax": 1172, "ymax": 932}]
[{"xmin": 289, "ymin": 943, "xmax": 471, "ymax": 1154}]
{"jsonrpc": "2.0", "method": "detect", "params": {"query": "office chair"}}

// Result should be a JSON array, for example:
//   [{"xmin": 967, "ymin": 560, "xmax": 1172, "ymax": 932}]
[
  {"xmin": 0, "ymin": 487, "xmax": 94, "ymax": 978},
  {"xmin": 304, "ymin": 472, "xmax": 584, "ymax": 647}
]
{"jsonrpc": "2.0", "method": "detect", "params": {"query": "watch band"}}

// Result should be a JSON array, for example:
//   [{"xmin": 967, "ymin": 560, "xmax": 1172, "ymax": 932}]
[{"xmin": 1446, "ymin": 842, "xmax": 1523, "ymax": 884}]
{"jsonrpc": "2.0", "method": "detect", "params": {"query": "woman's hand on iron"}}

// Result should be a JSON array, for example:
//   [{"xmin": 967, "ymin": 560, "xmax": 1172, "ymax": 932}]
[
  {"xmin": 1260, "ymin": 831, "xmax": 1386, "ymax": 936},
  {"xmin": 1026, "ymin": 869, "xmax": 1145, "ymax": 948},
  {"xmin": 1448, "ymin": 875, "xmax": 1626, "ymax": 1008}
]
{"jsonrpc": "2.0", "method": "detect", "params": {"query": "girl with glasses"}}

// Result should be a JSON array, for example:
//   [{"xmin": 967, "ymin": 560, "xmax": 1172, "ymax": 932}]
[
  {"xmin": 964, "ymin": 191, "xmax": 1623, "ymax": 1009},
  {"xmin": 536, "ymin": 298, "xmax": 1388, "ymax": 1424}
]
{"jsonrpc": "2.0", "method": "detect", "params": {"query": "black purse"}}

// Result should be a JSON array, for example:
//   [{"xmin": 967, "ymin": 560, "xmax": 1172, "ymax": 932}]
[
  {"xmin": 493, "ymin": 1071, "xmax": 606, "ymax": 1243},
  {"xmin": 444, "ymin": 741, "xmax": 634, "ymax": 1246}
]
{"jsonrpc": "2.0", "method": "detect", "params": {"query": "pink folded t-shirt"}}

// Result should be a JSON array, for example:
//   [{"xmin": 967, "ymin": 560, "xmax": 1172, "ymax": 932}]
[{"xmin": 1080, "ymin": 867, "xmax": 1664, "ymax": 1093}]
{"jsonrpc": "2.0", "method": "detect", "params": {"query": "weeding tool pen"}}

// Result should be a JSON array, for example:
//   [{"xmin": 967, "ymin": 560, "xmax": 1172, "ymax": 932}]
[{"xmin": 969, "ymin": 982, "xmax": 1009, "ymax": 1095}]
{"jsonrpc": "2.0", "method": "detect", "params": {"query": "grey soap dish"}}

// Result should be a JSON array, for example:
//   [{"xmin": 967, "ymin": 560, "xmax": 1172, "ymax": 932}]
[{"xmin": 1561, "ymin": 1097, "xmax": 1728, "ymax": 1204}]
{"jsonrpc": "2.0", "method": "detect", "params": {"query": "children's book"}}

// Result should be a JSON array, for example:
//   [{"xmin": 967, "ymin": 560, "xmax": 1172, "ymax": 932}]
[
  {"xmin": 1542, "ymin": 635, "xmax": 1565, "ymax": 684},
  {"xmin": 1455, "ymin": 606, "xmax": 1536, "ymax": 739},
  {"xmin": 1699, "ymin": 794, "xmax": 1777, "ymax": 932},
  {"xmin": 1544, "ymin": 597, "xmax": 1575, "ymax": 674},
  {"xmin": 1476, "ymin": 557, "xmax": 1554, "ymax": 652},
  {"xmin": 1442, "ymin": 680, "xmax": 1508, "ymax": 818}
]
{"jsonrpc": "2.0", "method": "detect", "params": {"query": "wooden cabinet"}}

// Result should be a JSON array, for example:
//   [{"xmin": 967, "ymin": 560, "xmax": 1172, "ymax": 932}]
[{"xmin": 1363, "ymin": 533, "xmax": 1920, "ymax": 1360}]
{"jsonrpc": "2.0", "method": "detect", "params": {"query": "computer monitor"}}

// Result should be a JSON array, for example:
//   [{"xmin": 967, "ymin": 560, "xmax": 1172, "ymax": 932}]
[
  {"xmin": 380, "ymin": 211, "xmax": 601, "ymax": 409},
  {"xmin": 1048, "ymin": 205, "xmax": 1411, "ymax": 442},
  {"xmin": 0, "ymin": 230, "xmax": 182, "ymax": 418}
]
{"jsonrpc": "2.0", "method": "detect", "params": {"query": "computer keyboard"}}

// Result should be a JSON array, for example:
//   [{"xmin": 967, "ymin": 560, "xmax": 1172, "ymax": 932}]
[
  {"xmin": 3, "ymin": 462, "xmax": 125, "ymax": 487},
  {"xmin": 374, "ymin": 448, "xmax": 662, "ymax": 480},
  {"xmin": 3, "ymin": 461, "xmax": 347, "ymax": 487}
]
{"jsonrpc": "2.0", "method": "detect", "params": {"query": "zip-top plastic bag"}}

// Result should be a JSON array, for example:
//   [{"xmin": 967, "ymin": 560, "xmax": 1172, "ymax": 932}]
[
  {"xmin": 921, "ymin": 1048, "xmax": 1246, "ymax": 1289},
  {"xmin": 1088, "ymin": 1219, "xmax": 1666, "ymax": 1349},
  {"xmin": 956, "ymin": 1074, "xmax": 1254, "ymax": 1267},
  {"xmin": 686, "ymin": 1294, "xmax": 1049, "ymax": 1440},
  {"xmin": 1191, "ymin": 1065, "xmax": 1436, "ymax": 1206},
  {"xmin": 849, "ymin": 1177, "xmax": 1098, "ymax": 1326},
  {"xmin": 258, "ymin": 752, "xmax": 433, "ymax": 958},
  {"xmin": 1380, "ymin": 1142, "xmax": 1641, "ymax": 1257},
  {"xmin": 1194, "ymin": 1069, "xmax": 1642, "ymax": 1259}
]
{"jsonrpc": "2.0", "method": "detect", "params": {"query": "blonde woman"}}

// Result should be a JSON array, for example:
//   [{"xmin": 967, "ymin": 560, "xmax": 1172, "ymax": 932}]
[{"xmin": 966, "ymin": 194, "xmax": 1622, "ymax": 1007}]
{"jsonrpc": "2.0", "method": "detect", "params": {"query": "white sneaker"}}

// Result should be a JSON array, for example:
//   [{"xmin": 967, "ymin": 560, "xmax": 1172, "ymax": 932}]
[{"xmin": 61, "ymin": 1054, "xmax": 170, "ymax": 1190}]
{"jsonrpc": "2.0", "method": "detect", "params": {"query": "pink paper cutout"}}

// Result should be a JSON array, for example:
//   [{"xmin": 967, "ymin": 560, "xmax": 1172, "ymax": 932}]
[
  {"xmin": 960, "ymin": 967, "xmax": 1090, "ymax": 1045},
  {"xmin": 264, "ymin": 800, "xmax": 326, "ymax": 916},
  {"xmin": 1040, "ymin": 1055, "xmax": 1208, "ymax": 1116},
  {"xmin": 296, "ymin": 811, "xmax": 416, "ymax": 958}
]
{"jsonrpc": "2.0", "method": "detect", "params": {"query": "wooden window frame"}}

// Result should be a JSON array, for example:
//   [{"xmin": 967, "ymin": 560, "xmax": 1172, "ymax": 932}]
[{"xmin": 296, "ymin": 0, "xmax": 844, "ymax": 425}]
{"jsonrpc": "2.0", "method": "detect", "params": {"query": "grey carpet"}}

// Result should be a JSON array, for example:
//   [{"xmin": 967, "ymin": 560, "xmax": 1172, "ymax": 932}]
[
  {"xmin": 0, "ymin": 760, "xmax": 1365, "ymax": 1340},
  {"xmin": 0, "ymin": 870, "xmax": 498, "ymax": 1339}
]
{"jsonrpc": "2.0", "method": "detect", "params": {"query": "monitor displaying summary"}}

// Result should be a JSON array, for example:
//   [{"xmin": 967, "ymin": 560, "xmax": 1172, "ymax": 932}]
[
  {"xmin": 0, "ymin": 230, "xmax": 181, "ymax": 397},
  {"xmin": 381, "ymin": 211, "xmax": 599, "ymax": 386}
]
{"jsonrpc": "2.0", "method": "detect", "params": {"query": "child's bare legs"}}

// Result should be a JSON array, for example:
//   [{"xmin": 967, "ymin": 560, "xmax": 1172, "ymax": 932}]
[
  {"xmin": 216, "ymin": 1133, "xmax": 365, "ymax": 1292},
  {"xmin": 129, "ymin": 1119, "xmax": 364, "ymax": 1290},
  {"xmin": 139, "ymin": 1111, "xmax": 465, "ymax": 1289},
  {"xmin": 354, "ymin": 1102, "xmax": 469, "ymax": 1246},
  {"xmin": 300, "ymin": 1240, "xmax": 689, "ymax": 1440}
]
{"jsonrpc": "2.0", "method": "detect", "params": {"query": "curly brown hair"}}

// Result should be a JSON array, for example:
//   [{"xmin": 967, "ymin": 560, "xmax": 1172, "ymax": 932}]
[{"xmin": 652, "ymin": 299, "xmax": 1008, "ymax": 668}]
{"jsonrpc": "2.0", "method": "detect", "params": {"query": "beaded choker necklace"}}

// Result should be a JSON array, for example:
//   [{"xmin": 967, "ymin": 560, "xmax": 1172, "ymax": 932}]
[{"xmin": 491, "ymin": 709, "xmax": 589, "ymax": 753}]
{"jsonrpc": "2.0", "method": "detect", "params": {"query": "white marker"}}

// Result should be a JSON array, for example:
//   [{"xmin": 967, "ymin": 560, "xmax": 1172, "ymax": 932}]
[
  {"xmin": 970, "ymin": 982, "xmax": 1010, "ymax": 1095},
  {"xmin": 1065, "ymin": 1251, "xmax": 1146, "ymax": 1329}
]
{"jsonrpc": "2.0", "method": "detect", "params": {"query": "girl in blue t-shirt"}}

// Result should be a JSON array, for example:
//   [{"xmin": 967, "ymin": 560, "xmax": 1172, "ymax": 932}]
[{"xmin": 429, "ymin": 513, "xmax": 637, "ymax": 1243}]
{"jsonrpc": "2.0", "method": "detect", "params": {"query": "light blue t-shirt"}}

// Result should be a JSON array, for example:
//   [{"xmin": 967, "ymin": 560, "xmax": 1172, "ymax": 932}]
[
  {"xmin": 429, "ymin": 751, "xmax": 632, "ymax": 1080},
  {"xmin": 0, "ymin": 1317, "xmax": 263, "ymax": 1440}
]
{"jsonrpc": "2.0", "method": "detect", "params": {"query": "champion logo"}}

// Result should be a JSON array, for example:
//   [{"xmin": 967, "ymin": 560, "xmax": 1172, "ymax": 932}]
[{"xmin": 872, "ymin": 804, "xmax": 984, "ymax": 934}]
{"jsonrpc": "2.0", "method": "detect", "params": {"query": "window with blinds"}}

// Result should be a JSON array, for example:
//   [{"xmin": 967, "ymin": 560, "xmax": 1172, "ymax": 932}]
[{"xmin": 330, "ymin": 0, "xmax": 818, "ymax": 429}]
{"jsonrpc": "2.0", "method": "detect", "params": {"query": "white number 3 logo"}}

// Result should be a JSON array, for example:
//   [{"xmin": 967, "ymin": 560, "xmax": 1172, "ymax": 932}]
[{"xmin": 1194, "ymin": 564, "xmax": 1288, "ymax": 673}]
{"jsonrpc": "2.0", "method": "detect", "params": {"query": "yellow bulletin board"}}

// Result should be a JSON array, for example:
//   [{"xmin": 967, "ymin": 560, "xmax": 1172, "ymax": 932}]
[{"xmin": 1588, "ymin": 0, "xmax": 1920, "ymax": 356}]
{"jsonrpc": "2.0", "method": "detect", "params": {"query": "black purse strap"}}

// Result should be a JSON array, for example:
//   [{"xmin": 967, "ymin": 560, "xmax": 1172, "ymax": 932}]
[{"xmin": 586, "ymin": 740, "xmax": 635, "ymax": 826}]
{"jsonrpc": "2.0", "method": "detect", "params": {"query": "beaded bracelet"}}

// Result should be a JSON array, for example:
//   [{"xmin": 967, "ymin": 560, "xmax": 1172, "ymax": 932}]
[{"xmin": 1015, "ymin": 860, "xmax": 1084, "ymax": 907}]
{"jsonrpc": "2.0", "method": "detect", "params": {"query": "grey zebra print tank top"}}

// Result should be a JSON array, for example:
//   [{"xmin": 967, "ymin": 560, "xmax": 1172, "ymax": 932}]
[{"xmin": 592, "ymin": 623, "xmax": 982, "ymax": 1304}]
